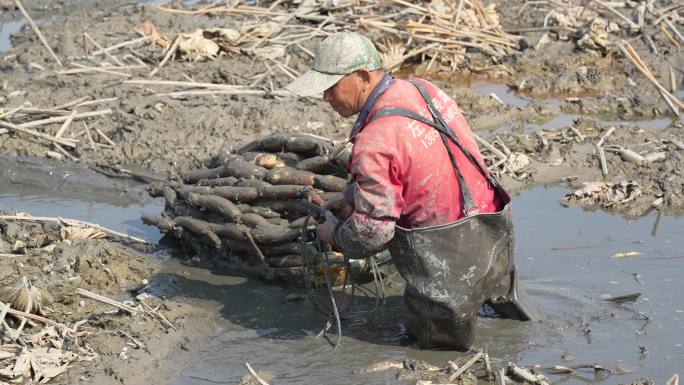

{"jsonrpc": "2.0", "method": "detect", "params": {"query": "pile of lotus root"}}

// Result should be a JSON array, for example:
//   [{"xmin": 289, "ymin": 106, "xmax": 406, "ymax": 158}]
[{"xmin": 144, "ymin": 133, "xmax": 352, "ymax": 284}]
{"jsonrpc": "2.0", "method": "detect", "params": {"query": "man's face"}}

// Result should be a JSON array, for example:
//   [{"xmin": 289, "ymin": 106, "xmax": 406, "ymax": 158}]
[{"xmin": 323, "ymin": 72, "xmax": 363, "ymax": 118}]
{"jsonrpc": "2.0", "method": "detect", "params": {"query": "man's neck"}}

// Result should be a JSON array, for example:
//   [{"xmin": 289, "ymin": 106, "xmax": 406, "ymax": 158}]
[{"xmin": 358, "ymin": 71, "xmax": 387, "ymax": 110}]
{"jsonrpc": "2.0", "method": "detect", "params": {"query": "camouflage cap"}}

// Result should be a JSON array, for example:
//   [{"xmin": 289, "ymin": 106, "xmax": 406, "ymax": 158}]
[{"xmin": 285, "ymin": 32, "xmax": 383, "ymax": 97}]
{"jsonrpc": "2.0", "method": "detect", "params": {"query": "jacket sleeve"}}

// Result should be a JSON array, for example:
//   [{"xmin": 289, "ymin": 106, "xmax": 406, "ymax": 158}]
[{"xmin": 332, "ymin": 127, "xmax": 404, "ymax": 257}]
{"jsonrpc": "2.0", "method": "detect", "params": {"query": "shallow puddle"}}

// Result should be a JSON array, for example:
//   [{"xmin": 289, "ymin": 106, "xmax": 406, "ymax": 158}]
[
  {"xmin": 470, "ymin": 80, "xmax": 544, "ymax": 108},
  {"xmin": 0, "ymin": 17, "xmax": 24, "ymax": 54},
  {"xmin": 0, "ymin": 193, "xmax": 163, "ymax": 242},
  {"xmin": 523, "ymin": 114, "xmax": 676, "ymax": 132},
  {"xmin": 0, "ymin": 157, "xmax": 164, "ymax": 242},
  {"xmin": 162, "ymin": 186, "xmax": 684, "ymax": 384},
  {"xmin": 465, "ymin": 81, "xmax": 680, "ymax": 133}
]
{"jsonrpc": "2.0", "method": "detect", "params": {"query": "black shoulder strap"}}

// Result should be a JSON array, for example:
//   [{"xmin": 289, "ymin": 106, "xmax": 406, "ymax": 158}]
[
  {"xmin": 368, "ymin": 80, "xmax": 501, "ymax": 217},
  {"xmin": 371, "ymin": 107, "xmax": 480, "ymax": 216},
  {"xmin": 407, "ymin": 80, "xmax": 500, "ymax": 190}
]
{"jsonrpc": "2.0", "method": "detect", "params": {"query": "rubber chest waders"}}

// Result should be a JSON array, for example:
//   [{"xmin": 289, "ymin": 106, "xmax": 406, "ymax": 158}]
[{"xmin": 368, "ymin": 80, "xmax": 538, "ymax": 350}]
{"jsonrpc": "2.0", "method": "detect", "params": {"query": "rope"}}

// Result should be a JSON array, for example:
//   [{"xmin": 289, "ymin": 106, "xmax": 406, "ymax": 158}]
[
  {"xmin": 367, "ymin": 256, "xmax": 381, "ymax": 312},
  {"xmin": 370, "ymin": 256, "xmax": 386, "ymax": 306},
  {"xmin": 300, "ymin": 214, "xmax": 344, "ymax": 349},
  {"xmin": 299, "ymin": 210, "xmax": 388, "ymax": 350},
  {"xmin": 321, "ymin": 243, "xmax": 342, "ymax": 350}
]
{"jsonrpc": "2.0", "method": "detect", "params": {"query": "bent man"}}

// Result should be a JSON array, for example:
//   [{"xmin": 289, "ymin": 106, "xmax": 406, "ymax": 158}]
[{"xmin": 286, "ymin": 32, "xmax": 536, "ymax": 350}]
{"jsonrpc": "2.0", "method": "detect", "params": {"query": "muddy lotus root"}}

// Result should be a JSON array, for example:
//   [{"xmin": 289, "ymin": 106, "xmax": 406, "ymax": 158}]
[{"xmin": 143, "ymin": 133, "xmax": 351, "ymax": 282}]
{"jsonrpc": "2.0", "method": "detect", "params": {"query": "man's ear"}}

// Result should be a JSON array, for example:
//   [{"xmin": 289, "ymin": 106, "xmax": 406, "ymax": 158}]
[{"xmin": 356, "ymin": 69, "xmax": 372, "ymax": 84}]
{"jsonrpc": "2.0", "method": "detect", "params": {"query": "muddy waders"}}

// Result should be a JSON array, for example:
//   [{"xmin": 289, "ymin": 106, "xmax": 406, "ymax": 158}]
[{"xmin": 369, "ymin": 80, "xmax": 538, "ymax": 350}]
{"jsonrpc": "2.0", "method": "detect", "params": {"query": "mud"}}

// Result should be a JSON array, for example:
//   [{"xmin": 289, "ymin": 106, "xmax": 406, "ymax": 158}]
[
  {"xmin": 1, "ymin": 0, "xmax": 684, "ymax": 383},
  {"xmin": 1, "ymin": 0, "xmax": 681, "ymax": 216},
  {"xmin": 166, "ymin": 186, "xmax": 684, "ymax": 385},
  {"xmin": 492, "ymin": 122, "xmax": 684, "ymax": 216},
  {"xmin": 0, "ymin": 159, "xmax": 223, "ymax": 384},
  {"xmin": 0, "ymin": 212, "xmax": 220, "ymax": 385},
  {"xmin": 1, "ymin": 0, "xmax": 682, "ymax": 175}
]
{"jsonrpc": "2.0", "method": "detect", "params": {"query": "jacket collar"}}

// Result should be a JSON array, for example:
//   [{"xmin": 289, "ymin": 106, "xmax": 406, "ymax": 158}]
[{"xmin": 349, "ymin": 73, "xmax": 395, "ymax": 140}]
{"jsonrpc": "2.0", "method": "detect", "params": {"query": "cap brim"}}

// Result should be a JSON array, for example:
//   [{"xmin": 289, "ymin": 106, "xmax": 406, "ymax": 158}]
[{"xmin": 284, "ymin": 70, "xmax": 344, "ymax": 97}]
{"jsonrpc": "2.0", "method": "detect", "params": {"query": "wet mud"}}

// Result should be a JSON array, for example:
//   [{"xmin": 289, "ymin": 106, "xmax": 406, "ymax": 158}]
[
  {"xmin": 1, "ymin": 0, "xmax": 681, "ymax": 216},
  {"xmin": 0, "ymin": 161, "xmax": 218, "ymax": 385},
  {"xmin": 167, "ymin": 187, "xmax": 684, "ymax": 385},
  {"xmin": 0, "ymin": 213, "xmax": 221, "ymax": 385},
  {"xmin": 1, "ymin": 0, "xmax": 684, "ymax": 383}
]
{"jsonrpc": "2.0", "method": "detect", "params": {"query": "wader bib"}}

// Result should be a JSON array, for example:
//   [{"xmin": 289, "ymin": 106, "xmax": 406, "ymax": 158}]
[{"xmin": 369, "ymin": 80, "xmax": 538, "ymax": 350}]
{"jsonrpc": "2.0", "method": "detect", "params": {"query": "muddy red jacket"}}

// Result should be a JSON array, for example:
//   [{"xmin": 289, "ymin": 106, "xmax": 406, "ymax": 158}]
[{"xmin": 333, "ymin": 78, "xmax": 502, "ymax": 257}]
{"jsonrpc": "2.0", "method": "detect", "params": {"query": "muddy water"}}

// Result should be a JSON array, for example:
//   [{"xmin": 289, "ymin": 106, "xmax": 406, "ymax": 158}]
[
  {"xmin": 470, "ymin": 81, "xmax": 549, "ymax": 108},
  {"xmin": 161, "ymin": 186, "xmax": 683, "ymax": 385},
  {"xmin": 0, "ymin": 193, "xmax": 163, "ymax": 241},
  {"xmin": 0, "ymin": 17, "xmax": 24, "ymax": 53},
  {"xmin": 1, "ymin": 162, "xmax": 682, "ymax": 384},
  {"xmin": 523, "ymin": 114, "xmax": 675, "ymax": 132},
  {"xmin": 2, "ymin": 5, "xmax": 683, "ymax": 378},
  {"xmin": 465, "ymin": 81, "xmax": 678, "ymax": 133},
  {"xmin": 0, "ymin": 156, "xmax": 164, "ymax": 241},
  {"xmin": 438, "ymin": 78, "xmax": 682, "ymax": 132}
]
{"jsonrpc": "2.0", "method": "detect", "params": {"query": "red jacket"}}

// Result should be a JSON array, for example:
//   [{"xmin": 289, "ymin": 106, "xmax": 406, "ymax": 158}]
[{"xmin": 333, "ymin": 78, "xmax": 502, "ymax": 257}]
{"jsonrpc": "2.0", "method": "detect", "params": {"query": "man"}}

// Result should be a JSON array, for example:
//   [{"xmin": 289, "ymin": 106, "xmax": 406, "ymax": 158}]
[{"xmin": 286, "ymin": 32, "xmax": 536, "ymax": 350}]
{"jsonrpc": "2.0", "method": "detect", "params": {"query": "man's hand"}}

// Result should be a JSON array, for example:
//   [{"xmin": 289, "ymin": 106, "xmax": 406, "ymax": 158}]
[
  {"xmin": 317, "ymin": 211, "xmax": 340, "ymax": 246},
  {"xmin": 323, "ymin": 193, "xmax": 353, "ymax": 220}
]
